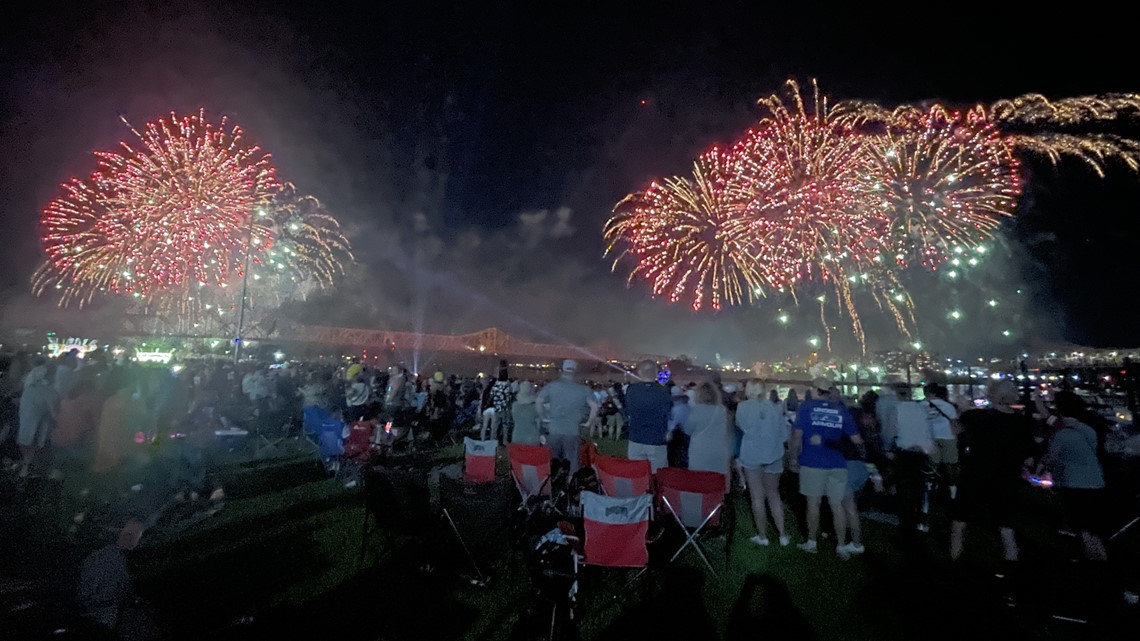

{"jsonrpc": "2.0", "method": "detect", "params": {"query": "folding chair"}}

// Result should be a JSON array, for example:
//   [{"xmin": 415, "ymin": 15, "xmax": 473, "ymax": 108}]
[
  {"xmin": 579, "ymin": 491, "xmax": 651, "ymax": 568},
  {"xmin": 359, "ymin": 463, "xmax": 435, "ymax": 567},
  {"xmin": 301, "ymin": 406, "xmax": 331, "ymax": 453},
  {"xmin": 464, "ymin": 437, "xmax": 498, "ymax": 483},
  {"xmin": 564, "ymin": 491, "xmax": 653, "ymax": 613},
  {"xmin": 255, "ymin": 413, "xmax": 295, "ymax": 457},
  {"xmin": 343, "ymin": 421, "xmax": 376, "ymax": 461},
  {"xmin": 593, "ymin": 454, "xmax": 652, "ymax": 498},
  {"xmin": 655, "ymin": 467, "xmax": 729, "ymax": 576},
  {"xmin": 508, "ymin": 443, "xmax": 552, "ymax": 502},
  {"xmin": 439, "ymin": 474, "xmax": 516, "ymax": 585}
]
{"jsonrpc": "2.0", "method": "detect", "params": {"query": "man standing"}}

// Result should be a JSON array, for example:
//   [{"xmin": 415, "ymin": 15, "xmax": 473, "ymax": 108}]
[
  {"xmin": 789, "ymin": 378, "xmax": 864, "ymax": 558},
  {"xmin": 537, "ymin": 360, "xmax": 598, "ymax": 474},
  {"xmin": 624, "ymin": 360, "xmax": 673, "ymax": 472}
]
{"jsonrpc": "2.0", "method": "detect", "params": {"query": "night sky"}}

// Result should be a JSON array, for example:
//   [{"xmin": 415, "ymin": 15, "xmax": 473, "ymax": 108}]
[{"xmin": 3, "ymin": 1, "xmax": 1139, "ymax": 361}]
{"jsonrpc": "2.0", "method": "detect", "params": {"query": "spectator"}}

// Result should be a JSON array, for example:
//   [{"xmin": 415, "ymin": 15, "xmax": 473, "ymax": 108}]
[
  {"xmin": 667, "ymin": 385, "xmax": 691, "ymax": 468},
  {"xmin": 536, "ymin": 360, "xmax": 597, "ymax": 474},
  {"xmin": 511, "ymin": 382, "xmax": 541, "ymax": 445},
  {"xmin": 1045, "ymin": 391, "xmax": 1107, "ymax": 561},
  {"xmin": 686, "ymin": 382, "xmax": 732, "ymax": 490},
  {"xmin": 624, "ymin": 360, "xmax": 673, "ymax": 472},
  {"xmin": 924, "ymin": 383, "xmax": 960, "ymax": 499},
  {"xmin": 345, "ymin": 372, "xmax": 372, "ymax": 421},
  {"xmin": 789, "ymin": 378, "xmax": 864, "ymax": 558},
  {"xmin": 489, "ymin": 362, "xmax": 513, "ymax": 443},
  {"xmin": 17, "ymin": 363, "xmax": 59, "ymax": 477},
  {"xmin": 79, "ymin": 520, "xmax": 155, "ymax": 635},
  {"xmin": 949, "ymin": 380, "xmax": 1035, "ymax": 562},
  {"xmin": 54, "ymin": 349, "xmax": 81, "ymax": 397},
  {"xmin": 736, "ymin": 379, "xmax": 790, "ymax": 546},
  {"xmin": 52, "ymin": 372, "xmax": 102, "ymax": 475}
]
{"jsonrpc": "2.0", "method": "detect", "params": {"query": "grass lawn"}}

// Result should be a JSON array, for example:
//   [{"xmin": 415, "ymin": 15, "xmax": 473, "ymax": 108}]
[{"xmin": 16, "ymin": 437, "xmax": 1132, "ymax": 640}]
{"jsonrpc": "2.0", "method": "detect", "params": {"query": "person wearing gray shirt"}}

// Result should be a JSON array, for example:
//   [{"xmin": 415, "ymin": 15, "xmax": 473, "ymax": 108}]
[{"xmin": 536, "ymin": 360, "xmax": 598, "ymax": 473}]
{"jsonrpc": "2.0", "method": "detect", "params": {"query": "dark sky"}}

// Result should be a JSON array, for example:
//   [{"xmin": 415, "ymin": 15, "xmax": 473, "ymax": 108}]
[{"xmin": 3, "ymin": 1, "xmax": 1139, "ymax": 361}]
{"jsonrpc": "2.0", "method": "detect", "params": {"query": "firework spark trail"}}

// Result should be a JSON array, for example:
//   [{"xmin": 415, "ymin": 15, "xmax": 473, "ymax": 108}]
[
  {"xmin": 604, "ymin": 149, "xmax": 765, "ymax": 311},
  {"xmin": 35, "ymin": 109, "xmax": 277, "ymax": 307},
  {"xmin": 856, "ymin": 105, "xmax": 1023, "ymax": 269}
]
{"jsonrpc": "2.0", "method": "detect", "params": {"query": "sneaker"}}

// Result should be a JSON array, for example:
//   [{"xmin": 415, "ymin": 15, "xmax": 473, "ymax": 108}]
[
  {"xmin": 916, "ymin": 523, "xmax": 930, "ymax": 533},
  {"xmin": 836, "ymin": 544, "xmax": 852, "ymax": 561},
  {"xmin": 749, "ymin": 535, "xmax": 770, "ymax": 546},
  {"xmin": 797, "ymin": 540, "xmax": 818, "ymax": 554},
  {"xmin": 779, "ymin": 535, "xmax": 791, "ymax": 547},
  {"xmin": 847, "ymin": 543, "xmax": 865, "ymax": 555}
]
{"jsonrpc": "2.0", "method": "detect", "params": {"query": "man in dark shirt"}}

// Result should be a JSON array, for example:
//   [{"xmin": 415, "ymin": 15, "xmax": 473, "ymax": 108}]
[
  {"xmin": 949, "ymin": 380, "xmax": 1036, "ymax": 562},
  {"xmin": 624, "ymin": 360, "xmax": 673, "ymax": 472}
]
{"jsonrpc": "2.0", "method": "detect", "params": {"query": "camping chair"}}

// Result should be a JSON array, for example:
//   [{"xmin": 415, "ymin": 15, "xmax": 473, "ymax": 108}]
[
  {"xmin": 439, "ymin": 473, "xmax": 516, "ymax": 586},
  {"xmin": 464, "ymin": 437, "xmax": 499, "ymax": 483},
  {"xmin": 593, "ymin": 454, "xmax": 652, "ymax": 498},
  {"xmin": 564, "ymin": 491, "xmax": 653, "ymax": 612},
  {"xmin": 343, "ymin": 421, "xmax": 376, "ymax": 460},
  {"xmin": 655, "ymin": 467, "xmax": 729, "ymax": 576},
  {"xmin": 508, "ymin": 443, "xmax": 552, "ymax": 503},
  {"xmin": 254, "ymin": 410, "xmax": 296, "ymax": 457},
  {"xmin": 302, "ymin": 406, "xmax": 331, "ymax": 453},
  {"xmin": 359, "ymin": 463, "xmax": 435, "ymax": 567}
]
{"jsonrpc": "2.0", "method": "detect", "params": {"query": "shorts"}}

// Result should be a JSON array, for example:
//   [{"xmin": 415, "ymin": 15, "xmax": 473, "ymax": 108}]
[
  {"xmin": 1058, "ymin": 487, "xmax": 1108, "ymax": 535},
  {"xmin": 482, "ymin": 407, "xmax": 496, "ymax": 418},
  {"xmin": 930, "ymin": 439, "xmax": 959, "ymax": 466},
  {"xmin": 799, "ymin": 466, "xmax": 848, "ymax": 503},
  {"xmin": 742, "ymin": 457, "xmax": 784, "ymax": 475},
  {"xmin": 846, "ymin": 460, "xmax": 869, "ymax": 495},
  {"xmin": 627, "ymin": 441, "xmax": 668, "ymax": 473}
]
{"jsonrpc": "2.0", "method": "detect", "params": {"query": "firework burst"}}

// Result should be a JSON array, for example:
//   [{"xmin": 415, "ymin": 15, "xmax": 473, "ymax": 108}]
[
  {"xmin": 856, "ymin": 105, "xmax": 1023, "ymax": 269},
  {"xmin": 35, "ymin": 109, "xmax": 277, "ymax": 306},
  {"xmin": 604, "ymin": 149, "xmax": 764, "ymax": 311}
]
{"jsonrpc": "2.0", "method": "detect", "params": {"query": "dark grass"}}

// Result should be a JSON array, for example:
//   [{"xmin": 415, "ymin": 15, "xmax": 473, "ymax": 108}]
[{"xmin": 7, "ymin": 439, "xmax": 1140, "ymax": 640}]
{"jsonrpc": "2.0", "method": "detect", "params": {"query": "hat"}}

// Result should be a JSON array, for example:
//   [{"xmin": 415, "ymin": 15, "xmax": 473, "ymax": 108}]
[
  {"xmin": 433, "ymin": 371, "xmax": 444, "ymax": 383},
  {"xmin": 516, "ymin": 381, "xmax": 537, "ymax": 403},
  {"xmin": 723, "ymin": 384, "xmax": 738, "ymax": 394},
  {"xmin": 561, "ymin": 359, "xmax": 578, "ymax": 373},
  {"xmin": 811, "ymin": 377, "xmax": 833, "ymax": 392},
  {"xmin": 670, "ymin": 385, "xmax": 685, "ymax": 398}
]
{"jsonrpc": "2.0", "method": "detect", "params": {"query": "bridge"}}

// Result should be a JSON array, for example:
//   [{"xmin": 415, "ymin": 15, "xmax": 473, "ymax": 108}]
[{"xmin": 273, "ymin": 324, "xmax": 665, "ymax": 363}]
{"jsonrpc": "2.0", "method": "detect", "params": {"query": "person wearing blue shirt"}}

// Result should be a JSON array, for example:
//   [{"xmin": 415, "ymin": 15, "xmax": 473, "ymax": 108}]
[
  {"xmin": 623, "ymin": 360, "xmax": 673, "ymax": 472},
  {"xmin": 788, "ymin": 378, "xmax": 863, "ymax": 558}
]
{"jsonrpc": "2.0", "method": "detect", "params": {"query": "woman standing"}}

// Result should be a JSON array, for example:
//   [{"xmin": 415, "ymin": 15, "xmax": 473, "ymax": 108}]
[
  {"xmin": 17, "ymin": 363, "xmax": 59, "ymax": 477},
  {"xmin": 490, "ymin": 362, "xmax": 513, "ymax": 443},
  {"xmin": 510, "ymin": 382, "xmax": 541, "ymax": 445},
  {"xmin": 686, "ymin": 382, "xmax": 732, "ymax": 490},
  {"xmin": 1046, "ymin": 391, "xmax": 1108, "ymax": 560},
  {"xmin": 736, "ymin": 380, "xmax": 790, "ymax": 546}
]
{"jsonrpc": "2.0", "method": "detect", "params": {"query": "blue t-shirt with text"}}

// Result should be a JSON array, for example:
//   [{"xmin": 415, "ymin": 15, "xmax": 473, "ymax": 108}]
[{"xmin": 795, "ymin": 399, "xmax": 858, "ymax": 470}]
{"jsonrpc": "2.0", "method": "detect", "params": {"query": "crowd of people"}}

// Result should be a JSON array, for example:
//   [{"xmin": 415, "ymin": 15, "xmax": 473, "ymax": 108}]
[{"xmin": 1, "ymin": 347, "xmax": 1134, "ymax": 635}]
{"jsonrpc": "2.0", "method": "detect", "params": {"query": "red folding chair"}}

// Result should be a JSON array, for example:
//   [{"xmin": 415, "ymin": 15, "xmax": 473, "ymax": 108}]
[
  {"xmin": 507, "ymin": 443, "xmax": 552, "ymax": 501},
  {"xmin": 342, "ymin": 420, "xmax": 375, "ymax": 461},
  {"xmin": 593, "ymin": 454, "xmax": 652, "ymax": 498},
  {"xmin": 464, "ymin": 437, "xmax": 498, "ymax": 483},
  {"xmin": 655, "ymin": 467, "xmax": 728, "ymax": 576},
  {"xmin": 563, "ymin": 491, "xmax": 653, "ymax": 612},
  {"xmin": 580, "ymin": 491, "xmax": 652, "ymax": 567}
]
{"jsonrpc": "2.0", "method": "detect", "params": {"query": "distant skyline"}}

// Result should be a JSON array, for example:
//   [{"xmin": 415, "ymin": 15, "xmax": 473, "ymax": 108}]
[{"xmin": 3, "ymin": 1, "xmax": 1140, "ymax": 362}]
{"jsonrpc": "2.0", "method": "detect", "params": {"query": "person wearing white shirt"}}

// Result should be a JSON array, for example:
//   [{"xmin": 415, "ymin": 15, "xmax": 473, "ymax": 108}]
[
  {"xmin": 924, "ymin": 383, "xmax": 960, "ymax": 499},
  {"xmin": 736, "ymin": 379, "xmax": 790, "ymax": 546}
]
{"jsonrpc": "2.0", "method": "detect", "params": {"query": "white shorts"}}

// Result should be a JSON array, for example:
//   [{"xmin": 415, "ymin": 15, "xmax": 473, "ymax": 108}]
[
  {"xmin": 482, "ymin": 407, "xmax": 496, "ymax": 417},
  {"xmin": 627, "ymin": 441, "xmax": 668, "ymax": 473}
]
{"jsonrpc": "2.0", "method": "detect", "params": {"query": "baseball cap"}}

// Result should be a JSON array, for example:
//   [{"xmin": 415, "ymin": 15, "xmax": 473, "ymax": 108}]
[
  {"xmin": 811, "ymin": 377, "xmax": 833, "ymax": 392},
  {"xmin": 562, "ymin": 359, "xmax": 578, "ymax": 373}
]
